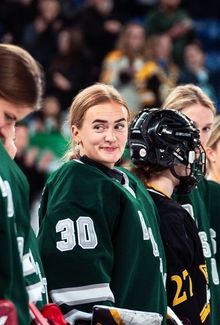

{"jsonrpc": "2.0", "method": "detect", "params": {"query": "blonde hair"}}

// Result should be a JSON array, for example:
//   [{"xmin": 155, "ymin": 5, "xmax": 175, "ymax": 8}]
[
  {"xmin": 64, "ymin": 83, "xmax": 130, "ymax": 160},
  {"xmin": 206, "ymin": 115, "xmax": 220, "ymax": 173},
  {"xmin": 163, "ymin": 84, "xmax": 216, "ymax": 114},
  {"xmin": 206, "ymin": 115, "xmax": 220, "ymax": 149}
]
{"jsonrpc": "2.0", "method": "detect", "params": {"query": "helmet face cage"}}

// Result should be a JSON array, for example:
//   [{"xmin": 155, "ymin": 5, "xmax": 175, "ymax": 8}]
[
  {"xmin": 129, "ymin": 108, "xmax": 206, "ymax": 194},
  {"xmin": 171, "ymin": 144, "xmax": 206, "ymax": 194}
]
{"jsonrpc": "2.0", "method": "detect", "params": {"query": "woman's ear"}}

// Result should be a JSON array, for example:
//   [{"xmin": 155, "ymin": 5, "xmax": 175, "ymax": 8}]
[
  {"xmin": 71, "ymin": 125, "xmax": 81, "ymax": 144},
  {"xmin": 206, "ymin": 146, "xmax": 216, "ymax": 163}
]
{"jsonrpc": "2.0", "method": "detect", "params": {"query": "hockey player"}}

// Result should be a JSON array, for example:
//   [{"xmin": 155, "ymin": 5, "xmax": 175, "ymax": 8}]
[
  {"xmin": 0, "ymin": 44, "xmax": 48, "ymax": 324},
  {"xmin": 205, "ymin": 116, "xmax": 220, "ymax": 275},
  {"xmin": 38, "ymin": 83, "xmax": 167, "ymax": 324},
  {"xmin": 129, "ymin": 108, "xmax": 210, "ymax": 324},
  {"xmin": 163, "ymin": 84, "xmax": 220, "ymax": 325}
]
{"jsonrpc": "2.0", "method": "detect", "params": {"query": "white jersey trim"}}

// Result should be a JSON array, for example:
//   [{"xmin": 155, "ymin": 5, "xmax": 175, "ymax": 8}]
[
  {"xmin": 147, "ymin": 188, "xmax": 165, "ymax": 197},
  {"xmin": 74, "ymin": 159, "xmax": 83, "ymax": 164},
  {"xmin": 26, "ymin": 281, "xmax": 44, "ymax": 303},
  {"xmin": 50, "ymin": 283, "xmax": 115, "ymax": 306},
  {"xmin": 116, "ymin": 170, "xmax": 136, "ymax": 198},
  {"xmin": 64, "ymin": 309, "xmax": 92, "ymax": 323},
  {"xmin": 23, "ymin": 253, "xmax": 36, "ymax": 276}
]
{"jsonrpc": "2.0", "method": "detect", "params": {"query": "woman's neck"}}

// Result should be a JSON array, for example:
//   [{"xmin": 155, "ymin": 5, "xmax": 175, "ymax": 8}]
[
  {"xmin": 206, "ymin": 170, "xmax": 220, "ymax": 185},
  {"xmin": 147, "ymin": 171, "xmax": 176, "ymax": 198}
]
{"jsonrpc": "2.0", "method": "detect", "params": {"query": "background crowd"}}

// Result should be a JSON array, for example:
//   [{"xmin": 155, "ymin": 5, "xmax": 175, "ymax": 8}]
[{"xmin": 0, "ymin": 0, "xmax": 220, "ymax": 223}]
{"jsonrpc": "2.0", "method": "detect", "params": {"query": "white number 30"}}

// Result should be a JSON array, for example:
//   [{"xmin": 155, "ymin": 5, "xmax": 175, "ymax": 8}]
[{"xmin": 56, "ymin": 217, "xmax": 98, "ymax": 251}]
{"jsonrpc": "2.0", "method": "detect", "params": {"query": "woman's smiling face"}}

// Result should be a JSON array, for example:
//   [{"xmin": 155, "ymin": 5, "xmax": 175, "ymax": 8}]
[{"xmin": 72, "ymin": 101, "xmax": 129, "ymax": 169}]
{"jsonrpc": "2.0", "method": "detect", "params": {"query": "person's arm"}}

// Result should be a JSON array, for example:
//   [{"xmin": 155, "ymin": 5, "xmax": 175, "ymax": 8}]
[
  {"xmin": 22, "ymin": 227, "xmax": 48, "ymax": 309},
  {"xmin": 168, "ymin": 18, "xmax": 193, "ymax": 39}
]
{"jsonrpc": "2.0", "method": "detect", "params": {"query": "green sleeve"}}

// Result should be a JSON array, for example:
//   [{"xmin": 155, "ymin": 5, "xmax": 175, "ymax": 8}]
[{"xmin": 0, "ymin": 189, "xmax": 30, "ymax": 324}]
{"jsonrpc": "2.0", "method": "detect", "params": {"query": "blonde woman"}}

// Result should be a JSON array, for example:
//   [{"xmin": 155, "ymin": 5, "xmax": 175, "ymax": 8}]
[
  {"xmin": 38, "ymin": 83, "xmax": 167, "ymax": 324},
  {"xmin": 163, "ymin": 84, "xmax": 220, "ymax": 325},
  {"xmin": 100, "ymin": 22, "xmax": 147, "ymax": 116}
]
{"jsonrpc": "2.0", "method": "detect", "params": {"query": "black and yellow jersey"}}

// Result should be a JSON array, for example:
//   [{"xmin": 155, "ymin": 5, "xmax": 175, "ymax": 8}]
[{"xmin": 149, "ymin": 187, "xmax": 210, "ymax": 324}]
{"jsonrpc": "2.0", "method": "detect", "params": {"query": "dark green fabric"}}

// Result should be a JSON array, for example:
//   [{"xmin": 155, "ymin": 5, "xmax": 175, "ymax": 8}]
[
  {"xmin": 38, "ymin": 160, "xmax": 167, "ymax": 323},
  {"xmin": 0, "ymin": 140, "xmax": 47, "ymax": 324},
  {"xmin": 206, "ymin": 180, "xmax": 220, "ymax": 281},
  {"xmin": 0, "ymin": 140, "xmax": 30, "ymax": 324}
]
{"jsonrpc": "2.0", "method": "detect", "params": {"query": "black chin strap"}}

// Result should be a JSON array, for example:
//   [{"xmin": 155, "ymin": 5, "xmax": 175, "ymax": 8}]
[{"xmin": 170, "ymin": 165, "xmax": 198, "ymax": 195}]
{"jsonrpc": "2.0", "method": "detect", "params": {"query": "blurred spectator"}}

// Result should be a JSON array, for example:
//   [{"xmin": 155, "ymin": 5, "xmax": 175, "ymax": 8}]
[
  {"xmin": 14, "ymin": 114, "xmax": 64, "ymax": 233},
  {"xmin": 42, "ymin": 95, "xmax": 63, "ymax": 132},
  {"xmin": 0, "ymin": 0, "xmax": 36, "ymax": 44},
  {"xmin": 47, "ymin": 26, "xmax": 92, "ymax": 110},
  {"xmin": 22, "ymin": 0, "xmax": 62, "ymax": 69},
  {"xmin": 58, "ymin": 0, "xmax": 87, "ymax": 23},
  {"xmin": 135, "ymin": 33, "xmax": 179, "ymax": 107},
  {"xmin": 14, "ymin": 122, "xmax": 47, "ymax": 207},
  {"xmin": 29, "ymin": 95, "xmax": 68, "ymax": 161},
  {"xmin": 100, "ymin": 21, "xmax": 147, "ymax": 115},
  {"xmin": 75, "ymin": 0, "xmax": 124, "ymax": 80},
  {"xmin": 179, "ymin": 41, "xmax": 218, "ymax": 105},
  {"xmin": 145, "ymin": 0, "xmax": 194, "ymax": 66}
]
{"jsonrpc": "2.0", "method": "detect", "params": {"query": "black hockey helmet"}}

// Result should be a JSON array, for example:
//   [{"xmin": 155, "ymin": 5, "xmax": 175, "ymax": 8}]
[{"xmin": 129, "ymin": 108, "xmax": 206, "ymax": 194}]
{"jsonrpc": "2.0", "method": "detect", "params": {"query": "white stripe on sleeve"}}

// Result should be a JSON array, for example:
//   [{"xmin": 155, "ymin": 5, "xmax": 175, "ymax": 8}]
[{"xmin": 50, "ymin": 283, "xmax": 114, "ymax": 306}]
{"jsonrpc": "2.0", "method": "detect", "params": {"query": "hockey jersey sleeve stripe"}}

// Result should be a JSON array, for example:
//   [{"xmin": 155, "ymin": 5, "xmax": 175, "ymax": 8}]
[
  {"xmin": 50, "ymin": 283, "xmax": 115, "ymax": 306},
  {"xmin": 26, "ymin": 281, "xmax": 44, "ymax": 303},
  {"xmin": 23, "ymin": 253, "xmax": 37, "ymax": 276},
  {"xmin": 64, "ymin": 309, "xmax": 92, "ymax": 323}
]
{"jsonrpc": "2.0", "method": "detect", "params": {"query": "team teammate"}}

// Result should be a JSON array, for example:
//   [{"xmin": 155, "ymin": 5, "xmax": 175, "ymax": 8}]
[
  {"xmin": 129, "ymin": 108, "xmax": 210, "ymax": 324},
  {"xmin": 205, "ymin": 116, "xmax": 220, "ymax": 281},
  {"xmin": 38, "ymin": 83, "xmax": 167, "ymax": 324},
  {"xmin": 0, "ymin": 44, "xmax": 47, "ymax": 324},
  {"xmin": 163, "ymin": 84, "xmax": 220, "ymax": 325}
]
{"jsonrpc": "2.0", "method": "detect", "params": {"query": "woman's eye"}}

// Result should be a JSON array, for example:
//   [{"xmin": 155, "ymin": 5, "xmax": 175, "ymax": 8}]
[
  {"xmin": 203, "ymin": 126, "xmax": 211, "ymax": 133},
  {"xmin": 94, "ymin": 124, "xmax": 105, "ymax": 131},
  {"xmin": 4, "ymin": 113, "xmax": 16, "ymax": 122},
  {"xmin": 115, "ymin": 123, "xmax": 125, "ymax": 130}
]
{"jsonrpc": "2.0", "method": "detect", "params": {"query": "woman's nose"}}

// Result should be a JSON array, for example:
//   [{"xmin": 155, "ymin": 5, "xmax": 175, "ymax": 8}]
[{"xmin": 105, "ymin": 129, "xmax": 116, "ymax": 142}]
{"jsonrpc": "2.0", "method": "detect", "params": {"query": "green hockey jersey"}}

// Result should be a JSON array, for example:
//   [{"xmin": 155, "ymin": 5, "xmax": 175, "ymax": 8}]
[
  {"xmin": 206, "ymin": 180, "xmax": 220, "ymax": 282},
  {"xmin": 174, "ymin": 177, "xmax": 220, "ymax": 325},
  {"xmin": 38, "ymin": 159, "xmax": 167, "ymax": 324},
  {"xmin": 0, "ymin": 141, "xmax": 47, "ymax": 324}
]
